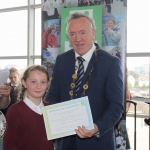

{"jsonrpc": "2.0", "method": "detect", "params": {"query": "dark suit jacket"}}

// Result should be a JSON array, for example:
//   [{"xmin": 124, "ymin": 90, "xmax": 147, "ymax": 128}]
[{"xmin": 46, "ymin": 44, "xmax": 124, "ymax": 150}]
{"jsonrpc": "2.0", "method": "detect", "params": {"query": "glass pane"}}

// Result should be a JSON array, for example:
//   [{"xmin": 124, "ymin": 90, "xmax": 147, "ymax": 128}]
[
  {"xmin": 0, "ymin": 59, "xmax": 27, "ymax": 75},
  {"xmin": 35, "ymin": 0, "xmax": 41, "ymax": 4},
  {"xmin": 127, "ymin": 1, "xmax": 150, "ymax": 53},
  {"xmin": 127, "ymin": 100, "xmax": 149, "ymax": 117},
  {"xmin": 35, "ymin": 8, "xmax": 42, "ymax": 55},
  {"xmin": 0, "ymin": 0, "xmax": 27, "ymax": 9},
  {"xmin": 127, "ymin": 57, "xmax": 149, "ymax": 98},
  {"xmin": 34, "ymin": 59, "xmax": 41, "ymax": 65},
  {"xmin": 0, "ymin": 10, "xmax": 27, "ymax": 56},
  {"xmin": 126, "ymin": 117, "xmax": 149, "ymax": 150}
]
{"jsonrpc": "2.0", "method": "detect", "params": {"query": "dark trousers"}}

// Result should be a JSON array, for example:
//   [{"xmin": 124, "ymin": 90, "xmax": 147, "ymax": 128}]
[
  {"xmin": 68, "ymin": 135, "xmax": 77, "ymax": 150},
  {"xmin": 106, "ymin": 4, "xmax": 111, "ymax": 13}
]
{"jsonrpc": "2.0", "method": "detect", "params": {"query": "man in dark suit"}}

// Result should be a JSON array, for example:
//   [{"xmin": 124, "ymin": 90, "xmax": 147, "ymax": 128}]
[{"xmin": 46, "ymin": 12, "xmax": 124, "ymax": 150}]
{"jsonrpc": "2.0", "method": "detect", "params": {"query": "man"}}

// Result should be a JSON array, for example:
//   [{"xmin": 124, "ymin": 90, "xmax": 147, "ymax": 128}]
[
  {"xmin": 46, "ymin": 12, "xmax": 124, "ymax": 150},
  {"xmin": 2, "ymin": 68, "xmax": 21, "ymax": 115},
  {"xmin": 0, "ymin": 82, "xmax": 10, "ymax": 109}
]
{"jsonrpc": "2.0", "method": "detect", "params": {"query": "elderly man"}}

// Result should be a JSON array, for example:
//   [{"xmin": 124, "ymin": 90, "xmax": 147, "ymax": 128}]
[{"xmin": 46, "ymin": 12, "xmax": 124, "ymax": 150}]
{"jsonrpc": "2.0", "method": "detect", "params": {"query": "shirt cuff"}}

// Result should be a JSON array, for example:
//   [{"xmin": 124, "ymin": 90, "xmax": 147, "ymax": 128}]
[{"xmin": 94, "ymin": 131, "xmax": 100, "ymax": 140}]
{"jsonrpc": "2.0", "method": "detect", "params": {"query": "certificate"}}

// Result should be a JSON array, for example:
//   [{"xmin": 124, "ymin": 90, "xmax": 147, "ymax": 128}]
[{"xmin": 42, "ymin": 96, "xmax": 94, "ymax": 140}]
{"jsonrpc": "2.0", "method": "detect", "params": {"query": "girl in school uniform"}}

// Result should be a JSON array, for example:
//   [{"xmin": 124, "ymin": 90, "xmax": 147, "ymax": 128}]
[{"xmin": 3, "ymin": 65, "xmax": 54, "ymax": 150}]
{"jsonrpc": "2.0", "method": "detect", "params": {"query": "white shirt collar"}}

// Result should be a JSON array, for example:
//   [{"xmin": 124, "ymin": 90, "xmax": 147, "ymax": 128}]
[
  {"xmin": 11, "ymin": 83, "xmax": 18, "ymax": 87},
  {"xmin": 75, "ymin": 43, "xmax": 96, "ymax": 62},
  {"xmin": 23, "ymin": 96, "xmax": 44, "ymax": 115}
]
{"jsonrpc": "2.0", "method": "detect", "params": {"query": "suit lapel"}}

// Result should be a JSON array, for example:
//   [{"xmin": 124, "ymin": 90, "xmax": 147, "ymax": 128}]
[
  {"xmin": 67, "ymin": 50, "xmax": 75, "ymax": 77},
  {"xmin": 66, "ymin": 50, "xmax": 76, "ymax": 99}
]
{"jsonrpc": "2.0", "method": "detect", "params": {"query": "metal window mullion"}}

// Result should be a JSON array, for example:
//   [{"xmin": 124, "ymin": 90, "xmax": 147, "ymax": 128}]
[
  {"xmin": 149, "ymin": 57, "xmax": 150, "ymax": 150},
  {"xmin": 0, "ymin": 55, "xmax": 41, "ymax": 59},
  {"xmin": 127, "ymin": 53, "xmax": 150, "ymax": 57},
  {"xmin": 27, "ymin": 0, "xmax": 35, "ymax": 66},
  {"xmin": 0, "ymin": 6, "xmax": 28, "ymax": 13}
]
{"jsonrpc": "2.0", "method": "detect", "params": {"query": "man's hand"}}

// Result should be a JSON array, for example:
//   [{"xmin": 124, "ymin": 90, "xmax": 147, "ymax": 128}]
[{"xmin": 75, "ymin": 124, "xmax": 99, "ymax": 138}]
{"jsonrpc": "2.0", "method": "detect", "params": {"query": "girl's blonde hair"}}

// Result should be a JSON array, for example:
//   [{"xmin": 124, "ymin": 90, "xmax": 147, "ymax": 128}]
[{"xmin": 20, "ymin": 65, "xmax": 50, "ymax": 100}]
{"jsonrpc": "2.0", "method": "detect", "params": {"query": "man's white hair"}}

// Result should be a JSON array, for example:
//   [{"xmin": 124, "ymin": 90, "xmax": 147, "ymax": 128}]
[{"xmin": 66, "ymin": 12, "xmax": 96, "ymax": 35}]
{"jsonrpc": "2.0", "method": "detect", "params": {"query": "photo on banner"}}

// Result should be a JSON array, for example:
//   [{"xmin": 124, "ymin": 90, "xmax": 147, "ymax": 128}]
[{"xmin": 41, "ymin": 0, "xmax": 79, "ymax": 79}]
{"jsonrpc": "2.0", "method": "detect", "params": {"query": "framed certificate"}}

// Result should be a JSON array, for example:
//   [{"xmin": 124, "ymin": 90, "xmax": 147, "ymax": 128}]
[{"xmin": 42, "ymin": 96, "xmax": 94, "ymax": 140}]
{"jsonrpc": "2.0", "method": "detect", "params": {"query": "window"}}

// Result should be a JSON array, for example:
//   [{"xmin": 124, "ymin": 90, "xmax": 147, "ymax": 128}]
[
  {"xmin": 0, "ymin": 10, "xmax": 27, "ymax": 56},
  {"xmin": 0, "ymin": 0, "xmax": 27, "ymax": 9},
  {"xmin": 35, "ymin": 8, "xmax": 42, "ymax": 55},
  {"xmin": 0, "ymin": 59, "xmax": 27, "ymax": 72},
  {"xmin": 126, "ymin": 1, "xmax": 150, "ymax": 150},
  {"xmin": 127, "ymin": 57, "xmax": 149, "ymax": 98},
  {"xmin": 127, "ymin": 0, "xmax": 150, "ymax": 53}
]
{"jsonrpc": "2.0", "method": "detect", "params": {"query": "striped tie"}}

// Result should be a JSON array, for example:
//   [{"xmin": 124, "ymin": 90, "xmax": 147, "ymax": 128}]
[
  {"xmin": 10, "ymin": 86, "xmax": 16, "ymax": 103},
  {"xmin": 11, "ymin": 86, "xmax": 15, "ymax": 94},
  {"xmin": 76, "ymin": 56, "xmax": 85, "ymax": 95}
]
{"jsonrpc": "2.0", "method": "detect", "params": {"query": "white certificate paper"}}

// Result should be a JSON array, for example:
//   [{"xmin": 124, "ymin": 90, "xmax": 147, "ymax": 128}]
[{"xmin": 42, "ymin": 96, "xmax": 94, "ymax": 140}]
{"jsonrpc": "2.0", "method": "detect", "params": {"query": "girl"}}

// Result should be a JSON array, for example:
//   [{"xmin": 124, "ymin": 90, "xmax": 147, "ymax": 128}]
[{"xmin": 3, "ymin": 65, "xmax": 54, "ymax": 150}]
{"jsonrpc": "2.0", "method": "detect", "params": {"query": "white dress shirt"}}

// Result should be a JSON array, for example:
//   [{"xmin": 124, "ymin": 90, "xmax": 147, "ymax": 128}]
[
  {"xmin": 10, "ymin": 83, "xmax": 18, "ymax": 90},
  {"xmin": 75, "ymin": 43, "xmax": 96, "ymax": 73},
  {"xmin": 23, "ymin": 96, "xmax": 44, "ymax": 115}
]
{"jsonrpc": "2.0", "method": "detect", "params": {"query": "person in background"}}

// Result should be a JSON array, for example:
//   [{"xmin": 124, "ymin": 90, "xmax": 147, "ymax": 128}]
[
  {"xmin": 0, "ymin": 82, "xmax": 10, "ymax": 109},
  {"xmin": 102, "ymin": 18, "xmax": 121, "ymax": 46},
  {"xmin": 2, "ymin": 68, "xmax": 21, "ymax": 116},
  {"xmin": 46, "ymin": 12, "xmax": 124, "ymax": 150},
  {"xmin": 126, "ymin": 74, "xmax": 132, "ymax": 113},
  {"xmin": 3, "ymin": 65, "xmax": 54, "ymax": 150},
  {"xmin": 9, "ymin": 68, "xmax": 21, "ymax": 102}
]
